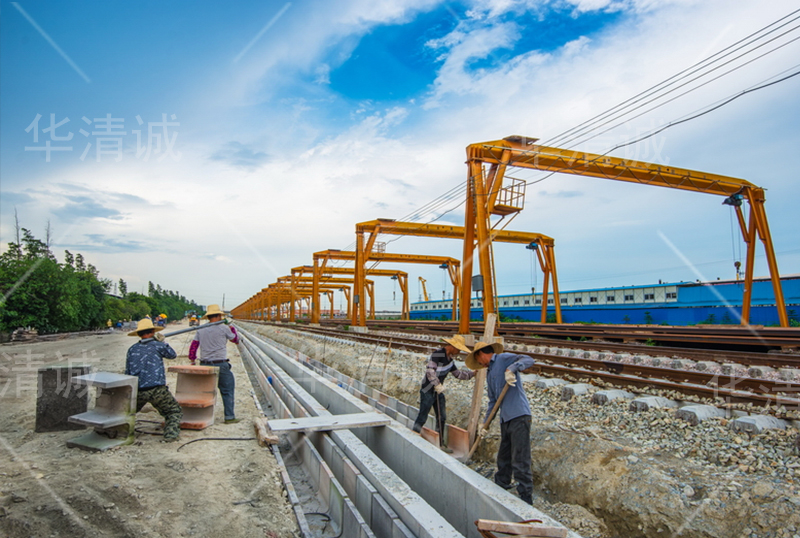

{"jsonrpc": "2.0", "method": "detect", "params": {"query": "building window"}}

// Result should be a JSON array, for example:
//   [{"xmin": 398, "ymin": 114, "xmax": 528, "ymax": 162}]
[
  {"xmin": 624, "ymin": 294, "xmax": 634, "ymax": 301},
  {"xmin": 666, "ymin": 292, "xmax": 677, "ymax": 299},
  {"xmin": 574, "ymin": 297, "xmax": 582, "ymax": 304},
  {"xmin": 560, "ymin": 298, "xmax": 567, "ymax": 304},
  {"xmin": 606, "ymin": 296, "xmax": 615, "ymax": 302},
  {"xmin": 644, "ymin": 293, "xmax": 655, "ymax": 300},
  {"xmin": 524, "ymin": 300, "xmax": 530, "ymax": 305},
  {"xmin": 513, "ymin": 301, "xmax": 519, "ymax": 305},
  {"xmin": 535, "ymin": 299, "xmax": 542, "ymax": 305},
  {"xmin": 547, "ymin": 299, "xmax": 554, "ymax": 304},
  {"xmin": 589, "ymin": 297, "xmax": 598, "ymax": 303}
]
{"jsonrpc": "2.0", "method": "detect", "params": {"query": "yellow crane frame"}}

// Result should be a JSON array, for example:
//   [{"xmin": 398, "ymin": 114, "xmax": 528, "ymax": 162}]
[
  {"xmin": 315, "ymin": 249, "xmax": 461, "ymax": 327},
  {"xmin": 463, "ymin": 136, "xmax": 789, "ymax": 328},
  {"xmin": 292, "ymin": 265, "xmax": 408, "ymax": 323},
  {"xmin": 356, "ymin": 219, "xmax": 559, "ymax": 330},
  {"xmin": 418, "ymin": 277, "xmax": 429, "ymax": 302}
]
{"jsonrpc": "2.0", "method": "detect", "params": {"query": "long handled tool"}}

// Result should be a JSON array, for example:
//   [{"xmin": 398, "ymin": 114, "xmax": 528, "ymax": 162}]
[
  {"xmin": 140, "ymin": 320, "xmax": 227, "ymax": 343},
  {"xmin": 461, "ymin": 383, "xmax": 510, "ymax": 463}
]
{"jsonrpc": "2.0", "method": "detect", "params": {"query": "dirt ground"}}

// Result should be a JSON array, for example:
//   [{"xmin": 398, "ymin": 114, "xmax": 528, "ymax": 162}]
[{"xmin": 0, "ymin": 321, "xmax": 299, "ymax": 538}]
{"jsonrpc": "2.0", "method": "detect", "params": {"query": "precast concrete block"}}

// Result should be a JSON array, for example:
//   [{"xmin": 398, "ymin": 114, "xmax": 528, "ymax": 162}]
[
  {"xmin": 778, "ymin": 368, "xmax": 800, "ymax": 381},
  {"xmin": 747, "ymin": 365, "xmax": 776, "ymax": 378},
  {"xmin": 354, "ymin": 475, "xmax": 377, "ymax": 526},
  {"xmin": 560, "ymin": 383, "xmax": 593, "ymax": 401},
  {"xmin": 631, "ymin": 354, "xmax": 648, "ymax": 364},
  {"xmin": 35, "ymin": 363, "xmax": 92, "ymax": 432},
  {"xmin": 370, "ymin": 493, "xmax": 399, "ymax": 538},
  {"xmin": 670, "ymin": 359, "xmax": 697, "ymax": 370},
  {"xmin": 535, "ymin": 378, "xmax": 569, "ymax": 389},
  {"xmin": 694, "ymin": 361, "xmax": 719, "ymax": 372},
  {"xmin": 676, "ymin": 405, "xmax": 728, "ymax": 426},
  {"xmin": 629, "ymin": 396, "xmax": 678, "ymax": 412},
  {"xmin": 720, "ymin": 363, "xmax": 742, "ymax": 375},
  {"xmin": 731, "ymin": 415, "xmax": 787, "ymax": 434},
  {"xmin": 592, "ymin": 390, "xmax": 635, "ymax": 405},
  {"xmin": 350, "ymin": 326, "xmax": 369, "ymax": 334},
  {"xmin": 651, "ymin": 356, "xmax": 671, "ymax": 367}
]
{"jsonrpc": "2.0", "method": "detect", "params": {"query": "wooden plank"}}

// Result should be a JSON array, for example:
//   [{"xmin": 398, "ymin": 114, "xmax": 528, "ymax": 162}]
[
  {"xmin": 467, "ymin": 313, "xmax": 499, "ymax": 444},
  {"xmin": 254, "ymin": 418, "xmax": 279, "ymax": 446},
  {"xmin": 475, "ymin": 519, "xmax": 567, "ymax": 538},
  {"xmin": 266, "ymin": 412, "xmax": 390, "ymax": 433}
]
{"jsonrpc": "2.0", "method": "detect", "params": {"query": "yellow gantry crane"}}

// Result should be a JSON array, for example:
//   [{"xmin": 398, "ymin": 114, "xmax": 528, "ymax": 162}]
[
  {"xmin": 462, "ymin": 135, "xmax": 789, "ymax": 328},
  {"xmin": 418, "ymin": 277, "xmax": 429, "ymax": 302},
  {"xmin": 356, "ymin": 219, "xmax": 559, "ymax": 328}
]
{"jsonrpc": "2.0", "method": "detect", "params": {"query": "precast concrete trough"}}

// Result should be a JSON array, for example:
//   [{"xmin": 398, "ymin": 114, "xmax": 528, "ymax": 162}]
[{"xmin": 237, "ymin": 325, "xmax": 582, "ymax": 538}]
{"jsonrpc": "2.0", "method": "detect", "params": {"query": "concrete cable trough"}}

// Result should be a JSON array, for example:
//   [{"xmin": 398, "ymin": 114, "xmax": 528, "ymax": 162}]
[{"xmin": 236, "ymin": 325, "xmax": 582, "ymax": 538}]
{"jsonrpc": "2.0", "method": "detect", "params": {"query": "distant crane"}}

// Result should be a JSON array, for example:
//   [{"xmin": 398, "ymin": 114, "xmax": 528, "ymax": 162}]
[{"xmin": 418, "ymin": 277, "xmax": 429, "ymax": 302}]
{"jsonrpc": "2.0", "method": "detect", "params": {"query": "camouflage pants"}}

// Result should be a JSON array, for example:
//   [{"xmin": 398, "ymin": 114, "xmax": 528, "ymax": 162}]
[{"xmin": 137, "ymin": 385, "xmax": 183, "ymax": 440}]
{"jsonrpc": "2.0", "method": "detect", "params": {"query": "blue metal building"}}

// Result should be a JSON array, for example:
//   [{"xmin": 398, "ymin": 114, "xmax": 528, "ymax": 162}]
[{"xmin": 409, "ymin": 275, "xmax": 800, "ymax": 326}]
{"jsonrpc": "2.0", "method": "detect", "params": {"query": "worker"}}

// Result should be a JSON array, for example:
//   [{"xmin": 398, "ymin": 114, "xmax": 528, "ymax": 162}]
[
  {"xmin": 411, "ymin": 335, "xmax": 474, "ymax": 452},
  {"xmin": 106, "ymin": 319, "xmax": 112, "ymax": 329},
  {"xmin": 125, "ymin": 318, "xmax": 182, "ymax": 442},
  {"xmin": 189, "ymin": 304, "xmax": 240, "ymax": 424},
  {"xmin": 466, "ymin": 341, "xmax": 535, "ymax": 504}
]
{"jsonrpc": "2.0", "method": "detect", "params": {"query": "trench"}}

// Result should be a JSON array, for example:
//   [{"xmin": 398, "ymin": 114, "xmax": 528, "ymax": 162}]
[{"xmin": 236, "ymin": 324, "xmax": 582, "ymax": 538}]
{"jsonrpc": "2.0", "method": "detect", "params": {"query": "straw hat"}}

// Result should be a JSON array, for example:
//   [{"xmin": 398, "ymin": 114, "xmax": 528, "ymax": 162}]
[
  {"xmin": 440, "ymin": 335, "xmax": 470, "ymax": 354},
  {"xmin": 127, "ymin": 318, "xmax": 164, "ymax": 337},
  {"xmin": 202, "ymin": 304, "xmax": 225, "ymax": 319},
  {"xmin": 465, "ymin": 341, "xmax": 505, "ymax": 370}
]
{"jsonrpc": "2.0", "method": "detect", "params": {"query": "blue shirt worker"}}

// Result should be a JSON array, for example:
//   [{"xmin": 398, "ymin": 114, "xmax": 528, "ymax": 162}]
[
  {"xmin": 125, "ymin": 318, "xmax": 182, "ymax": 442},
  {"xmin": 466, "ymin": 341, "xmax": 535, "ymax": 504},
  {"xmin": 189, "ymin": 304, "xmax": 240, "ymax": 424},
  {"xmin": 411, "ymin": 335, "xmax": 475, "ymax": 452}
]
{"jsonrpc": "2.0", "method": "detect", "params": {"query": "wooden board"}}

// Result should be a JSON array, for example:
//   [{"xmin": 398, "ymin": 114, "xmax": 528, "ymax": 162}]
[
  {"xmin": 475, "ymin": 519, "xmax": 567, "ymax": 537},
  {"xmin": 266, "ymin": 412, "xmax": 390, "ymax": 433}
]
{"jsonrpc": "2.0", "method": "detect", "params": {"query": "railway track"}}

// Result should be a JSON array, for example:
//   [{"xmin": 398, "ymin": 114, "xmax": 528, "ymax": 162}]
[
  {"xmin": 251, "ymin": 320, "xmax": 800, "ymax": 418},
  {"xmin": 313, "ymin": 319, "xmax": 800, "ymax": 353}
]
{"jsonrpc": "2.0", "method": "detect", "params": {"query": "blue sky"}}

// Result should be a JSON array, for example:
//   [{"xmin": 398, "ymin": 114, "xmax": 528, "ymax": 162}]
[{"xmin": 1, "ymin": 0, "xmax": 799, "ymax": 310}]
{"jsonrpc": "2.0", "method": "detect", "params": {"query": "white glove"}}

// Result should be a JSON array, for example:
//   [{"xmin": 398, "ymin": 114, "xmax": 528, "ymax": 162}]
[
  {"xmin": 434, "ymin": 384, "xmax": 445, "ymax": 394},
  {"xmin": 479, "ymin": 428, "xmax": 488, "ymax": 438},
  {"xmin": 155, "ymin": 332, "xmax": 165, "ymax": 342},
  {"xmin": 504, "ymin": 369, "xmax": 516, "ymax": 387}
]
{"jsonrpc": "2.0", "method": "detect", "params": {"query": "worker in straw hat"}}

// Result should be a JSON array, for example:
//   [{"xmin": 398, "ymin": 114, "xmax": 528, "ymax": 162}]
[
  {"xmin": 124, "ymin": 318, "xmax": 183, "ymax": 442},
  {"xmin": 466, "ymin": 340, "xmax": 535, "ymax": 504},
  {"xmin": 411, "ymin": 335, "xmax": 475, "ymax": 452},
  {"xmin": 189, "ymin": 304, "xmax": 241, "ymax": 424}
]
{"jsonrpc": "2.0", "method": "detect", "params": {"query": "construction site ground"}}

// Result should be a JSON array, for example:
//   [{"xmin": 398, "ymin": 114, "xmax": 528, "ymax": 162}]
[{"xmin": 0, "ymin": 322, "xmax": 299, "ymax": 538}]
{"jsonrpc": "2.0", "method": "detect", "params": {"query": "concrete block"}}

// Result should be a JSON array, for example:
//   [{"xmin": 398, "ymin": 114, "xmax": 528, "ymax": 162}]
[
  {"xmin": 731, "ymin": 415, "xmax": 787, "ymax": 434},
  {"xmin": 35, "ymin": 363, "xmax": 92, "ymax": 432},
  {"xmin": 534, "ymin": 378, "xmax": 568, "ymax": 389},
  {"xmin": 721, "ymin": 363, "xmax": 744, "ymax": 375},
  {"xmin": 350, "ymin": 326, "xmax": 369, "ymax": 334},
  {"xmin": 631, "ymin": 354, "xmax": 648, "ymax": 364},
  {"xmin": 694, "ymin": 361, "xmax": 719, "ymax": 372},
  {"xmin": 778, "ymin": 368, "xmax": 800, "ymax": 381},
  {"xmin": 650, "ymin": 356, "xmax": 670, "ymax": 367},
  {"xmin": 670, "ymin": 359, "xmax": 696, "ymax": 370},
  {"xmin": 676, "ymin": 405, "xmax": 727, "ymax": 426},
  {"xmin": 67, "ymin": 372, "xmax": 138, "ymax": 451},
  {"xmin": 169, "ymin": 364, "xmax": 218, "ymax": 430},
  {"xmin": 629, "ymin": 396, "xmax": 678, "ymax": 412},
  {"xmin": 747, "ymin": 365, "xmax": 775, "ymax": 378},
  {"xmin": 592, "ymin": 389, "xmax": 634, "ymax": 405},
  {"xmin": 560, "ymin": 383, "xmax": 592, "ymax": 401}
]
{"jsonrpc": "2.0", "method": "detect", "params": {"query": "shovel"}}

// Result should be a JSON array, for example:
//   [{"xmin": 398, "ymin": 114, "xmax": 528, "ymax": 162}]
[{"xmin": 461, "ymin": 383, "xmax": 510, "ymax": 463}]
